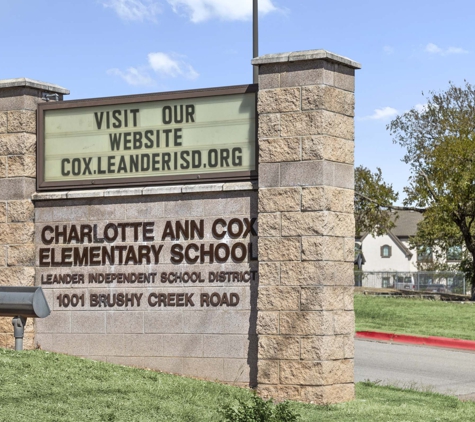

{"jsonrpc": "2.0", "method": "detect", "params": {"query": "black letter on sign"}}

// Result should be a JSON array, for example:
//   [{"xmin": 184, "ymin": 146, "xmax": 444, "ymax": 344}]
[
  {"xmin": 94, "ymin": 112, "xmax": 104, "ymax": 130},
  {"xmin": 163, "ymin": 106, "xmax": 172, "ymax": 124},
  {"xmin": 61, "ymin": 159, "xmax": 70, "ymax": 176},
  {"xmin": 82, "ymin": 157, "xmax": 93, "ymax": 175}
]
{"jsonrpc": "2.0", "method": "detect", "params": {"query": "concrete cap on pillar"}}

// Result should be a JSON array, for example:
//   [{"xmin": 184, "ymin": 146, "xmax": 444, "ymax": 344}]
[
  {"xmin": 0, "ymin": 78, "xmax": 69, "ymax": 110},
  {"xmin": 251, "ymin": 49, "xmax": 361, "ymax": 69},
  {"xmin": 0, "ymin": 78, "xmax": 70, "ymax": 95}
]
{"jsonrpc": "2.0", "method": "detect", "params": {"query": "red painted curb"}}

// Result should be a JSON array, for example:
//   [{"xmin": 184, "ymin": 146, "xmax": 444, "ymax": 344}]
[{"xmin": 356, "ymin": 331, "xmax": 475, "ymax": 351}]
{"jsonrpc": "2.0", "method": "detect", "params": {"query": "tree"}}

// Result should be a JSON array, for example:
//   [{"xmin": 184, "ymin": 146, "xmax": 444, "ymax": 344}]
[{"xmin": 356, "ymin": 81, "xmax": 475, "ymax": 298}]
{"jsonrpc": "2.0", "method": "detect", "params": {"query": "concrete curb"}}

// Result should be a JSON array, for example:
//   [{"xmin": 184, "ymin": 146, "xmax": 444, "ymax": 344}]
[{"xmin": 356, "ymin": 331, "xmax": 475, "ymax": 351}]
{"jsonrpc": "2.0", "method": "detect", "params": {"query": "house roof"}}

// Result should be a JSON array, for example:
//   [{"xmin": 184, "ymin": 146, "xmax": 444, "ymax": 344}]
[
  {"xmin": 390, "ymin": 210, "xmax": 423, "ymax": 237},
  {"xmin": 387, "ymin": 231, "xmax": 413, "ymax": 259},
  {"xmin": 357, "ymin": 210, "xmax": 423, "ymax": 241}
]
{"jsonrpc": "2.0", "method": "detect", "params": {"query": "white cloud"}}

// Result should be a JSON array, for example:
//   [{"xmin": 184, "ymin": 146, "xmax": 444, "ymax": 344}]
[
  {"xmin": 425, "ymin": 43, "xmax": 442, "ymax": 54},
  {"xmin": 361, "ymin": 107, "xmax": 398, "ymax": 121},
  {"xmin": 383, "ymin": 45, "xmax": 394, "ymax": 55},
  {"xmin": 425, "ymin": 43, "xmax": 468, "ymax": 56},
  {"xmin": 148, "ymin": 53, "xmax": 182, "ymax": 77},
  {"xmin": 102, "ymin": 0, "xmax": 161, "ymax": 22},
  {"xmin": 107, "ymin": 67, "xmax": 155, "ymax": 86},
  {"xmin": 102, "ymin": 0, "xmax": 280, "ymax": 23},
  {"xmin": 414, "ymin": 103, "xmax": 428, "ymax": 113},
  {"xmin": 167, "ymin": 0, "xmax": 278, "ymax": 22},
  {"xmin": 446, "ymin": 46, "xmax": 469, "ymax": 54},
  {"xmin": 148, "ymin": 52, "xmax": 199, "ymax": 79},
  {"xmin": 108, "ymin": 52, "xmax": 199, "ymax": 86}
]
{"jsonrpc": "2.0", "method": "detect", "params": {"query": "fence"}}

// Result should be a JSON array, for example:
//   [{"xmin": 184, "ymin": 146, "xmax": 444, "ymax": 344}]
[{"xmin": 354, "ymin": 271, "xmax": 466, "ymax": 295}]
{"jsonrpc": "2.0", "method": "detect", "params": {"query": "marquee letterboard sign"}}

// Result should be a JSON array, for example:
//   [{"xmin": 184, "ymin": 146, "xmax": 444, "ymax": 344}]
[{"xmin": 37, "ymin": 85, "xmax": 257, "ymax": 190}]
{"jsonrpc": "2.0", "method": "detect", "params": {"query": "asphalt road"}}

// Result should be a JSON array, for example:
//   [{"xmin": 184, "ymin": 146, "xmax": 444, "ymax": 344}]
[{"xmin": 355, "ymin": 338, "xmax": 475, "ymax": 397}]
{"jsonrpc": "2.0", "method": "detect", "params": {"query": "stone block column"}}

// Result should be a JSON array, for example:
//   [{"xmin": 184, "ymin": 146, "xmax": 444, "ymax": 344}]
[
  {"xmin": 0, "ymin": 78, "xmax": 69, "ymax": 348},
  {"xmin": 252, "ymin": 51, "xmax": 360, "ymax": 404}
]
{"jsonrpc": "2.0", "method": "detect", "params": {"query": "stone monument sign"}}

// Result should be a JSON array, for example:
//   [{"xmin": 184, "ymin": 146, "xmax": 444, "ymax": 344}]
[{"xmin": 0, "ymin": 49, "xmax": 360, "ymax": 404}]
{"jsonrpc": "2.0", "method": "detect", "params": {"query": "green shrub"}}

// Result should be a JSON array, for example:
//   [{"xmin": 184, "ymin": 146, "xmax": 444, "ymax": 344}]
[{"xmin": 220, "ymin": 392, "xmax": 299, "ymax": 422}]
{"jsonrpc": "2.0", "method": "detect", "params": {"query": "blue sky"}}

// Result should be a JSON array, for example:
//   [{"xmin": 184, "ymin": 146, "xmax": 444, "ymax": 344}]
[{"xmin": 1, "ymin": 0, "xmax": 473, "ymax": 202}]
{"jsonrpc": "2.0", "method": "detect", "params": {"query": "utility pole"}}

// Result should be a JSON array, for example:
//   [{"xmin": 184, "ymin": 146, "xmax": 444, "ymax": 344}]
[{"xmin": 253, "ymin": 0, "xmax": 258, "ymax": 84}]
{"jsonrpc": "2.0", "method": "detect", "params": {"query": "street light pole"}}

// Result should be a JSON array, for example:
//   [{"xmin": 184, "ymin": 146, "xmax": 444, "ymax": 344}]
[{"xmin": 253, "ymin": 0, "xmax": 258, "ymax": 84}]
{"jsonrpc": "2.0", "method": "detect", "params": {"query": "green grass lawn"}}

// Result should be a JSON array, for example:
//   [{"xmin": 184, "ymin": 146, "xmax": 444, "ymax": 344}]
[
  {"xmin": 355, "ymin": 294, "xmax": 475, "ymax": 340},
  {"xmin": 2, "ymin": 295, "xmax": 475, "ymax": 421},
  {"xmin": 1, "ymin": 348, "xmax": 475, "ymax": 422}
]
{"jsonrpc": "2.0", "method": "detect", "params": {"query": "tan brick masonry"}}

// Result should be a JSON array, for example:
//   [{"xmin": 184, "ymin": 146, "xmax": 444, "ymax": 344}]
[{"xmin": 255, "ymin": 51, "xmax": 359, "ymax": 404}]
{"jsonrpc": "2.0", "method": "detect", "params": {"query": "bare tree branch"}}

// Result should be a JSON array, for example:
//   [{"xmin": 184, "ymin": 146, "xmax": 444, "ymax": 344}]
[
  {"xmin": 419, "ymin": 169, "xmax": 439, "ymax": 201},
  {"xmin": 355, "ymin": 191, "xmax": 426, "ymax": 213}
]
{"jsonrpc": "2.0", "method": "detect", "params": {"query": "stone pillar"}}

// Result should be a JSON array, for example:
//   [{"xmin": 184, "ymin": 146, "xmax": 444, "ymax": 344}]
[
  {"xmin": 0, "ymin": 78, "xmax": 69, "ymax": 349},
  {"xmin": 252, "ymin": 51, "xmax": 360, "ymax": 404}
]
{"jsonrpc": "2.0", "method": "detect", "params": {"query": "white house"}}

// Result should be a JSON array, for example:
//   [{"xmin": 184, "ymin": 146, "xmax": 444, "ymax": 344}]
[
  {"xmin": 355, "ymin": 210, "xmax": 464, "ymax": 292},
  {"xmin": 357, "ymin": 210, "xmax": 423, "ymax": 273}
]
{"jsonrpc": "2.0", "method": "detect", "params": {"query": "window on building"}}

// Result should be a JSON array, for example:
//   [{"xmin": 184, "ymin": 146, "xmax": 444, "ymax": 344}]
[
  {"xmin": 417, "ymin": 246, "xmax": 433, "ymax": 262},
  {"xmin": 447, "ymin": 245, "xmax": 462, "ymax": 261},
  {"xmin": 380, "ymin": 245, "xmax": 392, "ymax": 258}
]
